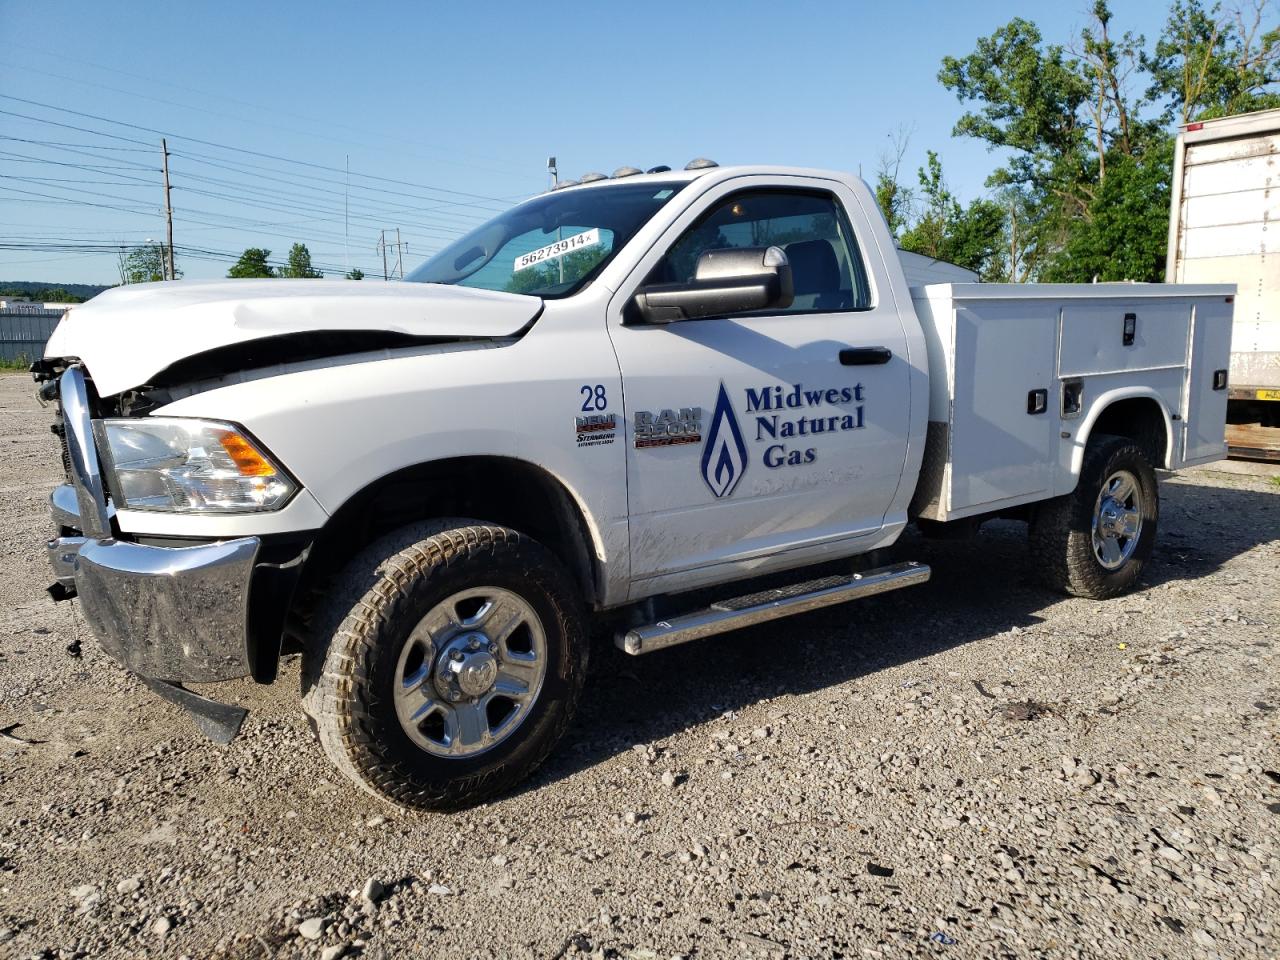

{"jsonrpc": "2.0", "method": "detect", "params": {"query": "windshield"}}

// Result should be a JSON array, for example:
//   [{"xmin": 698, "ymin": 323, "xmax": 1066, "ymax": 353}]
[{"xmin": 405, "ymin": 180, "xmax": 688, "ymax": 297}]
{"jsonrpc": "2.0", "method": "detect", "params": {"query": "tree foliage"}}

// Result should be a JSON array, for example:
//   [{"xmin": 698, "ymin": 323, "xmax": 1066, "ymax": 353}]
[
  {"xmin": 345, "ymin": 267, "xmax": 365, "ymax": 280},
  {"xmin": 897, "ymin": 151, "xmax": 1009, "ymax": 281},
  {"xmin": 278, "ymin": 243, "xmax": 323, "ymax": 279},
  {"xmin": 0, "ymin": 286, "xmax": 86, "ymax": 303},
  {"xmin": 1144, "ymin": 0, "xmax": 1280, "ymax": 122},
  {"xmin": 227, "ymin": 248, "xmax": 275, "ymax": 279},
  {"xmin": 924, "ymin": 0, "xmax": 1278, "ymax": 282},
  {"xmin": 118, "ymin": 243, "xmax": 179, "ymax": 284}
]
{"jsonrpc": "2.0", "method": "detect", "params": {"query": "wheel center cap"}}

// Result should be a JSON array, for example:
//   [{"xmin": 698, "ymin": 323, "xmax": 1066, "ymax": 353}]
[
  {"xmin": 434, "ymin": 634, "xmax": 500, "ymax": 699},
  {"xmin": 455, "ymin": 652, "xmax": 498, "ymax": 697}
]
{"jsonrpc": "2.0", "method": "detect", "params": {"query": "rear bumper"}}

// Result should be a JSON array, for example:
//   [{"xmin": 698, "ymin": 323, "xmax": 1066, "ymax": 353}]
[{"xmin": 48, "ymin": 528, "xmax": 260, "ymax": 682}]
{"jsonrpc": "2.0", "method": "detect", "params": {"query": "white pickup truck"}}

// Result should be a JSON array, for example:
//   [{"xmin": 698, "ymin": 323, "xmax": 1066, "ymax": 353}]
[{"xmin": 35, "ymin": 162, "xmax": 1233, "ymax": 809}]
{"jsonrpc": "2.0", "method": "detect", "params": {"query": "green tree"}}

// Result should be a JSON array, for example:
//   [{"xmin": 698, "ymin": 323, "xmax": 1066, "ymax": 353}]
[
  {"xmin": 227, "ymin": 248, "xmax": 275, "ymax": 279},
  {"xmin": 873, "ymin": 129, "xmax": 914, "ymax": 238},
  {"xmin": 898, "ymin": 151, "xmax": 1009, "ymax": 281},
  {"xmin": 937, "ymin": 3, "xmax": 1223, "ymax": 281},
  {"xmin": 1044, "ymin": 138, "xmax": 1175, "ymax": 282},
  {"xmin": 1143, "ymin": 0, "xmax": 1280, "ymax": 122},
  {"xmin": 345, "ymin": 267, "xmax": 365, "ymax": 280},
  {"xmin": 278, "ymin": 242, "xmax": 323, "ymax": 279},
  {"xmin": 0, "ymin": 286, "xmax": 85, "ymax": 303},
  {"xmin": 118, "ymin": 243, "xmax": 179, "ymax": 284}
]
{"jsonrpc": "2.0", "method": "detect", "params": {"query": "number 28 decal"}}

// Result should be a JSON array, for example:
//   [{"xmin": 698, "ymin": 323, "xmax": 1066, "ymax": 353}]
[{"xmin": 580, "ymin": 384, "xmax": 607, "ymax": 412}]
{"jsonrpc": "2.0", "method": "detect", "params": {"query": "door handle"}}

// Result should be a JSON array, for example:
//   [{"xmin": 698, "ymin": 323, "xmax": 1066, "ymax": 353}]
[{"xmin": 839, "ymin": 346, "xmax": 892, "ymax": 366}]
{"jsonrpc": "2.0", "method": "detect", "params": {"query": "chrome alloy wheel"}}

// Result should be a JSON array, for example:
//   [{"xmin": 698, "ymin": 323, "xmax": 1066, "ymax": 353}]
[
  {"xmin": 392, "ymin": 587, "xmax": 547, "ymax": 758},
  {"xmin": 1091, "ymin": 470, "xmax": 1143, "ymax": 570}
]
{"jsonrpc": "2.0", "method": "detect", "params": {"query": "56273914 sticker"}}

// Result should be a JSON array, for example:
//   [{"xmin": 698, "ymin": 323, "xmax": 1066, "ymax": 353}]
[{"xmin": 515, "ymin": 228, "xmax": 601, "ymax": 273}]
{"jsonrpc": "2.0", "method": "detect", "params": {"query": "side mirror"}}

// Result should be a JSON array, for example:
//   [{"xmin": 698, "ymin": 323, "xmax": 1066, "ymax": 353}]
[{"xmin": 632, "ymin": 246, "xmax": 794, "ymax": 323}]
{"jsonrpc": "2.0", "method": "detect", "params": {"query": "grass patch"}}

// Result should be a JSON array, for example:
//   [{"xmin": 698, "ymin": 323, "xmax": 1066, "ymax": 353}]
[{"xmin": 0, "ymin": 356, "xmax": 32, "ymax": 372}]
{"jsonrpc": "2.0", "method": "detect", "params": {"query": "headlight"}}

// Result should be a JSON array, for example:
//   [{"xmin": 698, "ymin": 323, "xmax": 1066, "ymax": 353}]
[{"xmin": 94, "ymin": 418, "xmax": 296, "ymax": 513}]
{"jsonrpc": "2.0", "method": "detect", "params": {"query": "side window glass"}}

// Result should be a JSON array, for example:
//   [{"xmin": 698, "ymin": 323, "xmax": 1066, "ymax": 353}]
[{"xmin": 653, "ymin": 191, "xmax": 871, "ymax": 312}]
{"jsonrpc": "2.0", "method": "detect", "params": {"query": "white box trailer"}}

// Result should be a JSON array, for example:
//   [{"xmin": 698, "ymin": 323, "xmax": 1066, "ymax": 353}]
[{"xmin": 1167, "ymin": 107, "xmax": 1280, "ymax": 459}]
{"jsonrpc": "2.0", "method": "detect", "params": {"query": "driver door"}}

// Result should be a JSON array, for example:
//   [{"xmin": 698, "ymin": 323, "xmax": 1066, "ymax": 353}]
[{"xmin": 608, "ymin": 180, "xmax": 913, "ymax": 598}]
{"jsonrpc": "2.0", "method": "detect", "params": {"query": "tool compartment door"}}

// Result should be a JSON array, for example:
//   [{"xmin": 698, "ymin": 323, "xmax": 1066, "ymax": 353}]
[
  {"xmin": 1182, "ymin": 297, "xmax": 1233, "ymax": 464},
  {"xmin": 947, "ymin": 300, "xmax": 1059, "ymax": 512}
]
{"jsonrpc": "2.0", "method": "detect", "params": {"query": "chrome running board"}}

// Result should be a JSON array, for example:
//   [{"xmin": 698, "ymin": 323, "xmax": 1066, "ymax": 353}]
[{"xmin": 616, "ymin": 561, "xmax": 930, "ymax": 655}]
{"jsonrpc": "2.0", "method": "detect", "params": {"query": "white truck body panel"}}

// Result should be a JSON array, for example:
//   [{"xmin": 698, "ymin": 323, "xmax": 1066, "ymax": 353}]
[
  {"xmin": 897, "ymin": 250, "xmax": 979, "ymax": 286},
  {"xmin": 910, "ymin": 284, "xmax": 1234, "ymax": 522},
  {"xmin": 45, "ymin": 278, "xmax": 542, "ymax": 397},
  {"xmin": 1167, "ymin": 108, "xmax": 1279, "ymax": 391}
]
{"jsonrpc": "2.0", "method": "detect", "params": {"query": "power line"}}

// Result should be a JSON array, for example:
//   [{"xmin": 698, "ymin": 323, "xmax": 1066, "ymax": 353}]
[
  {"xmin": 0, "ymin": 54, "xmax": 537, "ymax": 179},
  {"xmin": 168, "ymin": 152, "xmax": 495, "ymax": 225},
  {"xmin": 0, "ymin": 134, "xmax": 155, "ymax": 153},
  {"xmin": 0, "ymin": 144, "xmax": 487, "ymax": 239},
  {"xmin": 0, "ymin": 95, "xmax": 517, "ymax": 206},
  {"xmin": 0, "ymin": 107, "xmax": 155, "ymax": 147}
]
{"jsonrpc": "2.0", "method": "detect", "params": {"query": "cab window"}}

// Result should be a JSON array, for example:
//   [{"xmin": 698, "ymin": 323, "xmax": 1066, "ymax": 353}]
[{"xmin": 651, "ymin": 190, "xmax": 872, "ymax": 312}]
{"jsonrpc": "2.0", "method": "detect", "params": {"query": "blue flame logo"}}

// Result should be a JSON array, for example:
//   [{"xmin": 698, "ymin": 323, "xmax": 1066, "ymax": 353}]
[{"xmin": 701, "ymin": 382, "xmax": 748, "ymax": 498}]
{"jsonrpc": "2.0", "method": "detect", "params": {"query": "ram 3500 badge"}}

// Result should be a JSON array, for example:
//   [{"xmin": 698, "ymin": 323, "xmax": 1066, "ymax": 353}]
[{"xmin": 36, "ymin": 160, "xmax": 1233, "ymax": 809}]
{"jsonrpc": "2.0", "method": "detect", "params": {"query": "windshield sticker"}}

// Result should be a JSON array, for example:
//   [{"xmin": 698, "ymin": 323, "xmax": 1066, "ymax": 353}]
[{"xmin": 513, "ymin": 228, "xmax": 601, "ymax": 273}]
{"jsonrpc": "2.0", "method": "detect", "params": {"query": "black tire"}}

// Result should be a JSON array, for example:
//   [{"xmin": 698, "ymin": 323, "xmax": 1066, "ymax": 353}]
[
  {"xmin": 1029, "ymin": 435, "xmax": 1159, "ymax": 599},
  {"xmin": 302, "ymin": 521, "xmax": 587, "ymax": 810}
]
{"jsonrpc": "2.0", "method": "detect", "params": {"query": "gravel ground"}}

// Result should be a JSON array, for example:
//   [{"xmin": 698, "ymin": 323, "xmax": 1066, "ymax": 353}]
[{"xmin": 1, "ymin": 371, "xmax": 1277, "ymax": 960}]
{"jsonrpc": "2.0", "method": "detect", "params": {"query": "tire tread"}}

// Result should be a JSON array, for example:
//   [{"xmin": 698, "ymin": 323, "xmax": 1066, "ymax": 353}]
[{"xmin": 302, "ymin": 521, "xmax": 586, "ymax": 809}]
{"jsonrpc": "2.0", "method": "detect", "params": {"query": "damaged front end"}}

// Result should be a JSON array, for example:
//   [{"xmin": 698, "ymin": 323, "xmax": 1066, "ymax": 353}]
[{"xmin": 36, "ymin": 363, "xmax": 310, "ymax": 744}]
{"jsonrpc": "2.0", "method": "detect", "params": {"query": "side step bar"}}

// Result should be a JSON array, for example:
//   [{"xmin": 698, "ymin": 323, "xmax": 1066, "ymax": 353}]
[{"xmin": 617, "ymin": 560, "xmax": 930, "ymax": 655}]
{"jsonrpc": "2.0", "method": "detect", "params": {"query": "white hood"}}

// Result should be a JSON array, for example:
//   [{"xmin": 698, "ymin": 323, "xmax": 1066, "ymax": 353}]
[{"xmin": 45, "ymin": 279, "xmax": 542, "ymax": 396}]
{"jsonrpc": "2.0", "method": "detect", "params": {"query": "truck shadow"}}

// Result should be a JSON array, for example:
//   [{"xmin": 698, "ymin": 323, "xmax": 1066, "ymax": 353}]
[{"xmin": 526, "ymin": 474, "xmax": 1279, "ymax": 793}]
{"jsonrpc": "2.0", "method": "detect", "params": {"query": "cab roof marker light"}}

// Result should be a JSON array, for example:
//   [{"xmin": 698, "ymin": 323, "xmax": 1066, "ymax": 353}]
[
  {"xmin": 647, "ymin": 165, "xmax": 672, "ymax": 174},
  {"xmin": 579, "ymin": 172, "xmax": 608, "ymax": 183},
  {"xmin": 612, "ymin": 166, "xmax": 644, "ymax": 178},
  {"xmin": 684, "ymin": 158, "xmax": 719, "ymax": 170},
  {"xmin": 551, "ymin": 178, "xmax": 579, "ymax": 191}
]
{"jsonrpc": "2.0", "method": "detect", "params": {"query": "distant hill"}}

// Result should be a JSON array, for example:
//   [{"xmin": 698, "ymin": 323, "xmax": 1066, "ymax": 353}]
[{"xmin": 0, "ymin": 281, "xmax": 114, "ymax": 303}]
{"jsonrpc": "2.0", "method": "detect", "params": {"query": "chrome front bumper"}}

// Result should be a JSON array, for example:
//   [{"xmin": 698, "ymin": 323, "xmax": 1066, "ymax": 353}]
[
  {"xmin": 46, "ymin": 368, "xmax": 260, "ymax": 685},
  {"xmin": 48, "ymin": 527, "xmax": 260, "ymax": 682}
]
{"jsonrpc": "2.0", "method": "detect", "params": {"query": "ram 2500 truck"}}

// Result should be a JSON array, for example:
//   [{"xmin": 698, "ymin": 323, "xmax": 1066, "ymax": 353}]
[{"xmin": 34, "ymin": 162, "xmax": 1234, "ymax": 809}]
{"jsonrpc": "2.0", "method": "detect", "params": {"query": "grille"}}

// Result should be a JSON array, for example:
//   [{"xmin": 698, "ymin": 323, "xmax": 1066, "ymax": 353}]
[{"xmin": 58, "ymin": 424, "xmax": 73, "ymax": 482}]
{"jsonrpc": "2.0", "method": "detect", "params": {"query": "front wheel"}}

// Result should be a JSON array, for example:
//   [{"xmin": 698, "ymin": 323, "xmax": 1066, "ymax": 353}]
[
  {"xmin": 1029, "ymin": 435, "xmax": 1159, "ymax": 599},
  {"xmin": 303, "ymin": 522, "xmax": 587, "ymax": 810}
]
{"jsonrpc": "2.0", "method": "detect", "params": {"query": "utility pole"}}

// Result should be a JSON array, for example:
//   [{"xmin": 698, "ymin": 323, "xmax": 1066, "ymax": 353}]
[
  {"xmin": 377, "ymin": 229, "xmax": 407, "ymax": 281},
  {"xmin": 344, "ymin": 154, "xmax": 350, "ymax": 275},
  {"xmin": 161, "ymin": 138, "xmax": 175, "ymax": 280}
]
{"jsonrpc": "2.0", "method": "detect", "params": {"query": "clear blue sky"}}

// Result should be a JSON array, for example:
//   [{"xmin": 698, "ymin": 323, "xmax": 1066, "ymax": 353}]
[{"xmin": 1, "ymin": 0, "xmax": 1177, "ymax": 284}]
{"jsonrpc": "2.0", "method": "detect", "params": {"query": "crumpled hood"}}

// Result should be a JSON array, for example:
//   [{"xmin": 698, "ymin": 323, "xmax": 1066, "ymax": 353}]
[{"xmin": 45, "ymin": 278, "xmax": 542, "ymax": 396}]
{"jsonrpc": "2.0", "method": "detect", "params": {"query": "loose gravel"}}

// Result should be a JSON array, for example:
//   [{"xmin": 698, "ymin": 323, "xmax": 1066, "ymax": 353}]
[{"xmin": 0, "ymin": 372, "xmax": 1276, "ymax": 959}]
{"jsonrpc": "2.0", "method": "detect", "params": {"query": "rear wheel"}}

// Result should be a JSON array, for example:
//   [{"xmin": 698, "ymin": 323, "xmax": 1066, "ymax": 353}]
[
  {"xmin": 1029, "ymin": 435, "xmax": 1159, "ymax": 599},
  {"xmin": 303, "ymin": 522, "xmax": 587, "ymax": 810}
]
